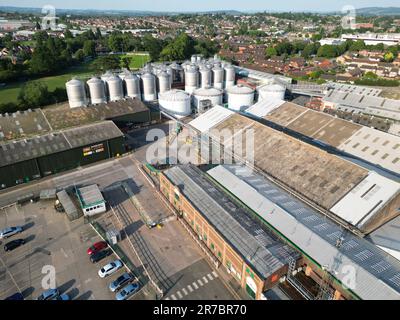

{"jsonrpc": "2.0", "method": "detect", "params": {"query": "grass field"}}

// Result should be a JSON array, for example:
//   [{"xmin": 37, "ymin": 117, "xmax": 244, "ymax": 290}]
[{"xmin": 0, "ymin": 52, "xmax": 150, "ymax": 105}]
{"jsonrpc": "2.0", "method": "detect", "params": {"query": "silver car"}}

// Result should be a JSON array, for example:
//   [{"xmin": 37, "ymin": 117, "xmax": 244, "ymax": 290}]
[
  {"xmin": 98, "ymin": 260, "xmax": 123, "ymax": 278},
  {"xmin": 0, "ymin": 226, "xmax": 23, "ymax": 239}
]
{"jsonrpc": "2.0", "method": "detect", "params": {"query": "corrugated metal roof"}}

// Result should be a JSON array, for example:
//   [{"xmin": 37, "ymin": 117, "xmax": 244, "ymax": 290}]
[
  {"xmin": 164, "ymin": 165, "xmax": 300, "ymax": 279},
  {"xmin": 246, "ymin": 99, "xmax": 285, "ymax": 118},
  {"xmin": 207, "ymin": 164, "xmax": 400, "ymax": 300},
  {"xmin": 77, "ymin": 184, "xmax": 105, "ymax": 208}
]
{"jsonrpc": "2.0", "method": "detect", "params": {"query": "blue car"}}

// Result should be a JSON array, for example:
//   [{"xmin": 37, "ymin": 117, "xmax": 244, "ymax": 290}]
[
  {"xmin": 109, "ymin": 273, "xmax": 134, "ymax": 293},
  {"xmin": 115, "ymin": 283, "xmax": 140, "ymax": 300}
]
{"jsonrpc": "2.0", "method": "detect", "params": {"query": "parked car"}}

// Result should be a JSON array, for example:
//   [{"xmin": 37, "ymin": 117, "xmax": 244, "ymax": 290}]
[
  {"xmin": 109, "ymin": 273, "xmax": 134, "ymax": 292},
  {"xmin": 0, "ymin": 226, "xmax": 23, "ymax": 239},
  {"xmin": 4, "ymin": 292, "xmax": 24, "ymax": 300},
  {"xmin": 37, "ymin": 289, "xmax": 60, "ymax": 301},
  {"xmin": 90, "ymin": 249, "xmax": 112, "ymax": 263},
  {"xmin": 98, "ymin": 260, "xmax": 123, "ymax": 278},
  {"xmin": 87, "ymin": 241, "xmax": 108, "ymax": 255},
  {"xmin": 4, "ymin": 239, "xmax": 25, "ymax": 252},
  {"xmin": 115, "ymin": 283, "xmax": 140, "ymax": 300}
]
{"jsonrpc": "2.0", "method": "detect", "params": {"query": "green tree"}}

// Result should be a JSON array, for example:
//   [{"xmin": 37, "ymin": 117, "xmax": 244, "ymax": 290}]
[
  {"xmin": 160, "ymin": 33, "xmax": 195, "ymax": 61},
  {"xmin": 122, "ymin": 56, "xmax": 132, "ymax": 69},
  {"xmin": 265, "ymin": 46, "xmax": 278, "ymax": 59},
  {"xmin": 83, "ymin": 40, "xmax": 96, "ymax": 57},
  {"xmin": 17, "ymin": 82, "xmax": 50, "ymax": 109},
  {"xmin": 93, "ymin": 56, "xmax": 121, "ymax": 72},
  {"xmin": 317, "ymin": 45, "xmax": 338, "ymax": 58}
]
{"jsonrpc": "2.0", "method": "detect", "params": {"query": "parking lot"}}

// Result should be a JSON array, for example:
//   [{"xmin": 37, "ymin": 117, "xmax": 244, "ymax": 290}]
[{"xmin": 0, "ymin": 201, "xmax": 135, "ymax": 300}]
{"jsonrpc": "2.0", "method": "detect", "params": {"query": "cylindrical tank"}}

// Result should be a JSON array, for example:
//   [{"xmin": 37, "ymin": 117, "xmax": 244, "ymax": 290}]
[
  {"xmin": 212, "ymin": 66, "xmax": 224, "ymax": 89},
  {"xmin": 66, "ymin": 79, "xmax": 87, "ymax": 108},
  {"xmin": 157, "ymin": 71, "xmax": 171, "ymax": 95},
  {"xmin": 87, "ymin": 77, "xmax": 106, "ymax": 105},
  {"xmin": 124, "ymin": 74, "xmax": 141, "ymax": 99},
  {"xmin": 158, "ymin": 89, "xmax": 191, "ymax": 119},
  {"xmin": 170, "ymin": 62, "xmax": 184, "ymax": 83},
  {"xmin": 101, "ymin": 71, "xmax": 113, "ymax": 83},
  {"xmin": 224, "ymin": 64, "xmax": 236, "ymax": 88},
  {"xmin": 192, "ymin": 87, "xmax": 223, "ymax": 109},
  {"xmin": 199, "ymin": 66, "xmax": 212, "ymax": 89},
  {"xmin": 184, "ymin": 66, "xmax": 199, "ymax": 94},
  {"xmin": 191, "ymin": 55, "xmax": 197, "ymax": 63},
  {"xmin": 141, "ymin": 72, "xmax": 157, "ymax": 101},
  {"xmin": 226, "ymin": 85, "xmax": 255, "ymax": 111},
  {"xmin": 106, "ymin": 75, "xmax": 124, "ymax": 102},
  {"xmin": 257, "ymin": 84, "xmax": 286, "ymax": 101}
]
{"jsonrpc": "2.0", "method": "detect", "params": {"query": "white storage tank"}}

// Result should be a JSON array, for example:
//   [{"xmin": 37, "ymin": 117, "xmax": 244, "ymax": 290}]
[
  {"xmin": 227, "ymin": 85, "xmax": 255, "ymax": 111},
  {"xmin": 212, "ymin": 66, "xmax": 224, "ymax": 89},
  {"xmin": 87, "ymin": 77, "xmax": 106, "ymax": 105},
  {"xmin": 66, "ymin": 79, "xmax": 87, "ymax": 108},
  {"xmin": 224, "ymin": 64, "xmax": 236, "ymax": 88},
  {"xmin": 199, "ymin": 66, "xmax": 212, "ymax": 88},
  {"xmin": 106, "ymin": 75, "xmax": 124, "ymax": 102},
  {"xmin": 157, "ymin": 71, "xmax": 171, "ymax": 95},
  {"xmin": 101, "ymin": 71, "xmax": 113, "ymax": 83},
  {"xmin": 192, "ymin": 87, "xmax": 223, "ymax": 110},
  {"xmin": 258, "ymin": 84, "xmax": 286, "ymax": 101},
  {"xmin": 124, "ymin": 74, "xmax": 141, "ymax": 99},
  {"xmin": 159, "ymin": 89, "xmax": 191, "ymax": 119},
  {"xmin": 184, "ymin": 66, "xmax": 199, "ymax": 94},
  {"xmin": 141, "ymin": 72, "xmax": 157, "ymax": 101},
  {"xmin": 170, "ymin": 62, "xmax": 184, "ymax": 83}
]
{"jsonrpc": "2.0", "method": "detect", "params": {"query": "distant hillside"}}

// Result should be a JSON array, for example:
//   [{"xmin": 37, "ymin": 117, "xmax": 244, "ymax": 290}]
[
  {"xmin": 356, "ymin": 7, "xmax": 400, "ymax": 16},
  {"xmin": 0, "ymin": 6, "xmax": 242, "ymax": 16}
]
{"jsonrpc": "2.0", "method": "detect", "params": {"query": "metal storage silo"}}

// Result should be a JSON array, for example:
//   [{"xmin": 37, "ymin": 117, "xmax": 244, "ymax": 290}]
[
  {"xmin": 66, "ymin": 79, "xmax": 87, "ymax": 108},
  {"xmin": 159, "ymin": 89, "xmax": 191, "ymax": 119},
  {"xmin": 192, "ymin": 87, "xmax": 223, "ymax": 110},
  {"xmin": 212, "ymin": 66, "xmax": 224, "ymax": 89},
  {"xmin": 106, "ymin": 75, "xmax": 124, "ymax": 102},
  {"xmin": 87, "ymin": 77, "xmax": 107, "ymax": 105},
  {"xmin": 170, "ymin": 62, "xmax": 184, "ymax": 83},
  {"xmin": 141, "ymin": 72, "xmax": 157, "ymax": 101},
  {"xmin": 124, "ymin": 74, "xmax": 141, "ymax": 99},
  {"xmin": 224, "ymin": 64, "xmax": 236, "ymax": 88},
  {"xmin": 191, "ymin": 55, "xmax": 197, "ymax": 63},
  {"xmin": 257, "ymin": 84, "xmax": 286, "ymax": 101},
  {"xmin": 199, "ymin": 66, "xmax": 212, "ymax": 89},
  {"xmin": 157, "ymin": 71, "xmax": 171, "ymax": 95},
  {"xmin": 184, "ymin": 66, "xmax": 199, "ymax": 94},
  {"xmin": 226, "ymin": 85, "xmax": 255, "ymax": 111}
]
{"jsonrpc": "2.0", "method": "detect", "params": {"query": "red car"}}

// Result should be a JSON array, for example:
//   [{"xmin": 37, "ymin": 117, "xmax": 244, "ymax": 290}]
[{"xmin": 87, "ymin": 241, "xmax": 108, "ymax": 255}]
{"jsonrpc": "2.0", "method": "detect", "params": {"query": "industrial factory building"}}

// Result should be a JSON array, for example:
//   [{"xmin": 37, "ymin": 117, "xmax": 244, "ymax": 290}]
[
  {"xmin": 244, "ymin": 100, "xmax": 400, "ymax": 175},
  {"xmin": 188, "ymin": 106, "xmax": 400, "ymax": 236},
  {"xmin": 160, "ymin": 164, "xmax": 301, "ymax": 300},
  {"xmin": 0, "ymin": 121, "xmax": 124, "ymax": 190}
]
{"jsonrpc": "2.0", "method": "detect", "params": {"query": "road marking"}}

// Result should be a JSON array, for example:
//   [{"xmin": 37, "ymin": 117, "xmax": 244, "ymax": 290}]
[
  {"xmin": 182, "ymin": 288, "xmax": 188, "ymax": 296},
  {"xmin": 171, "ymin": 294, "xmax": 177, "ymax": 300},
  {"xmin": 187, "ymin": 284, "xmax": 193, "ymax": 292},
  {"xmin": 197, "ymin": 279, "xmax": 203, "ymax": 286},
  {"xmin": 207, "ymin": 273, "xmax": 214, "ymax": 281},
  {"xmin": 202, "ymin": 276, "xmax": 209, "ymax": 284},
  {"xmin": 212, "ymin": 271, "xmax": 218, "ymax": 278},
  {"xmin": 177, "ymin": 291, "xmax": 183, "ymax": 299},
  {"xmin": 192, "ymin": 282, "xmax": 199, "ymax": 289},
  {"xmin": 61, "ymin": 248, "xmax": 68, "ymax": 258}
]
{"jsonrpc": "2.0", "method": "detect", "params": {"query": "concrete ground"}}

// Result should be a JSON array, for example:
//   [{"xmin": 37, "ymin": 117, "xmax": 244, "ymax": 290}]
[
  {"xmin": 0, "ymin": 201, "xmax": 129, "ymax": 300},
  {"xmin": 0, "ymin": 143, "xmax": 236, "ymax": 300}
]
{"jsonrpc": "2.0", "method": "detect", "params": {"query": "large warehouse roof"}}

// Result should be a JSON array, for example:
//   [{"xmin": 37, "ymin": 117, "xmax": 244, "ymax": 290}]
[
  {"xmin": 164, "ymin": 164, "xmax": 300, "ymax": 279},
  {"xmin": 207, "ymin": 165, "xmax": 400, "ymax": 300},
  {"xmin": 0, "ymin": 121, "xmax": 123, "ymax": 168},
  {"xmin": 247, "ymin": 102, "xmax": 400, "ymax": 174},
  {"xmin": 339, "ymin": 126, "xmax": 400, "ymax": 174},
  {"xmin": 324, "ymin": 90, "xmax": 400, "ymax": 121},
  {"xmin": 206, "ymin": 112, "xmax": 368, "ymax": 210},
  {"xmin": 0, "ymin": 109, "xmax": 51, "ymax": 142},
  {"xmin": 327, "ymin": 83, "xmax": 382, "ymax": 96},
  {"xmin": 0, "ymin": 99, "xmax": 149, "ymax": 143}
]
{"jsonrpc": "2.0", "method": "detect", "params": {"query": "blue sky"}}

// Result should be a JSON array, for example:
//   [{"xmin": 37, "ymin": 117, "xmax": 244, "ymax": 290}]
[{"xmin": 0, "ymin": 0, "xmax": 397, "ymax": 12}]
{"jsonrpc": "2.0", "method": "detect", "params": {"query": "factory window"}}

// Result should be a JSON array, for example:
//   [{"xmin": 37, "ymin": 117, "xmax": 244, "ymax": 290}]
[
  {"xmin": 203, "ymin": 234, "xmax": 207, "ymax": 241},
  {"xmin": 393, "ymin": 144, "xmax": 400, "ymax": 150},
  {"xmin": 393, "ymin": 158, "xmax": 399, "ymax": 164},
  {"xmin": 218, "ymin": 251, "xmax": 222, "ymax": 259},
  {"xmin": 211, "ymin": 243, "xmax": 215, "ymax": 251},
  {"xmin": 371, "ymin": 150, "xmax": 379, "ymax": 156},
  {"xmin": 352, "ymin": 143, "xmax": 360, "ymax": 148},
  {"xmin": 174, "ymin": 193, "xmax": 180, "ymax": 201},
  {"xmin": 383, "ymin": 140, "xmax": 390, "ymax": 146},
  {"xmin": 382, "ymin": 153, "xmax": 389, "ymax": 160}
]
